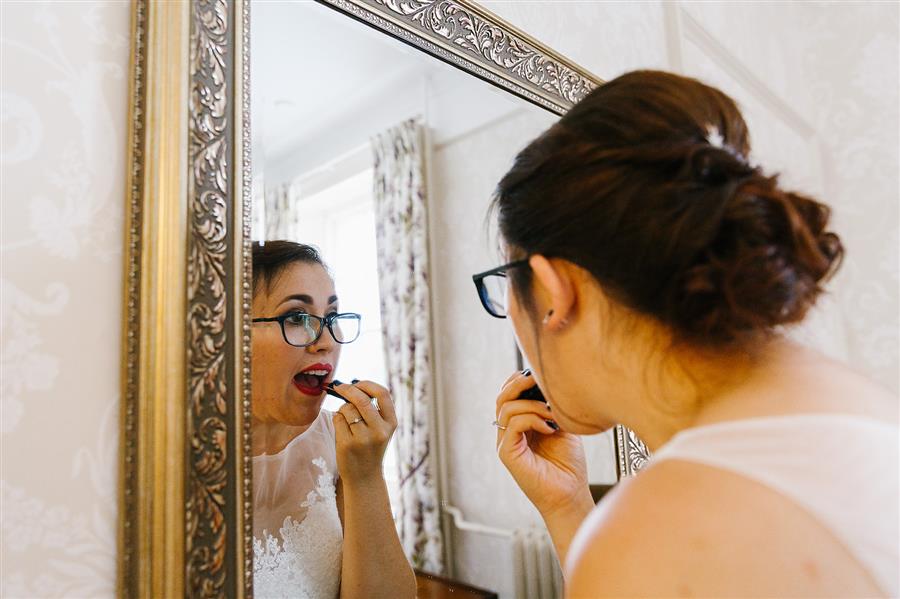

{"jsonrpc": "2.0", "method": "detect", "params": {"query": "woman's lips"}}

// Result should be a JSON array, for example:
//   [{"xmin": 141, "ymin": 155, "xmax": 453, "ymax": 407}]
[
  {"xmin": 293, "ymin": 377, "xmax": 325, "ymax": 396},
  {"xmin": 292, "ymin": 363, "xmax": 333, "ymax": 396}
]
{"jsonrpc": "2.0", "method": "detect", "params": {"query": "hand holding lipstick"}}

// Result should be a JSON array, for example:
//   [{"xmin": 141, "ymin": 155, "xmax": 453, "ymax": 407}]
[
  {"xmin": 326, "ymin": 379, "xmax": 380, "ymax": 412},
  {"xmin": 329, "ymin": 380, "xmax": 397, "ymax": 484},
  {"xmin": 494, "ymin": 369, "xmax": 590, "ymax": 520}
]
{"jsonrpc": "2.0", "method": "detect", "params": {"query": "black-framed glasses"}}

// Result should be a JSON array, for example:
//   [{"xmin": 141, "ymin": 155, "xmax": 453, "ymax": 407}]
[
  {"xmin": 472, "ymin": 259, "xmax": 529, "ymax": 319},
  {"xmin": 251, "ymin": 311, "xmax": 362, "ymax": 347}
]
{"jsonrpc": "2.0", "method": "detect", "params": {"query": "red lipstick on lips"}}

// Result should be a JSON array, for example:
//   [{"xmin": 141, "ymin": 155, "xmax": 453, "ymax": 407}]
[{"xmin": 292, "ymin": 363, "xmax": 333, "ymax": 396}]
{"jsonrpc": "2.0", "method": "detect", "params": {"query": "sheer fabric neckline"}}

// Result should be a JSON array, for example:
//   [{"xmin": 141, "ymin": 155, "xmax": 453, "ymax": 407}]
[
  {"xmin": 252, "ymin": 410, "xmax": 342, "ymax": 599},
  {"xmin": 253, "ymin": 410, "xmax": 326, "ymax": 460}
]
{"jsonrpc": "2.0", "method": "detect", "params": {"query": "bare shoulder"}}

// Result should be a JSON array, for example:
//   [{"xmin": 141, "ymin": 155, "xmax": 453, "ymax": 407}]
[
  {"xmin": 565, "ymin": 460, "xmax": 729, "ymax": 598},
  {"xmin": 782, "ymin": 344, "xmax": 897, "ymax": 422},
  {"xmin": 565, "ymin": 457, "xmax": 878, "ymax": 598}
]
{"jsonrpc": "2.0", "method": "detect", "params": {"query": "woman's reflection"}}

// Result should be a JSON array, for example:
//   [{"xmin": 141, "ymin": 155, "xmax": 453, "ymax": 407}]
[{"xmin": 251, "ymin": 240, "xmax": 415, "ymax": 599}]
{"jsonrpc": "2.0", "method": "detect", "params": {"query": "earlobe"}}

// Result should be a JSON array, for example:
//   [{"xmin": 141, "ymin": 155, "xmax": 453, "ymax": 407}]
[
  {"xmin": 530, "ymin": 255, "xmax": 575, "ymax": 329},
  {"xmin": 542, "ymin": 308, "xmax": 570, "ymax": 330}
]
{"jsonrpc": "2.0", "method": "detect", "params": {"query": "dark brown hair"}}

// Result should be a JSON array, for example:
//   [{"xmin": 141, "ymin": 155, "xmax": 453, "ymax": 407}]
[
  {"xmin": 493, "ymin": 70, "xmax": 842, "ymax": 346},
  {"xmin": 252, "ymin": 240, "xmax": 326, "ymax": 297}
]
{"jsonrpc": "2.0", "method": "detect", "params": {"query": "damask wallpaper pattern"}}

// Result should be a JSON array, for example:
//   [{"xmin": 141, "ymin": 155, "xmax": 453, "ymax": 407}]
[
  {"xmin": 0, "ymin": 1, "xmax": 897, "ymax": 597},
  {"xmin": 483, "ymin": 0, "xmax": 899, "ymax": 393},
  {"xmin": 1, "ymin": 2, "xmax": 129, "ymax": 597}
]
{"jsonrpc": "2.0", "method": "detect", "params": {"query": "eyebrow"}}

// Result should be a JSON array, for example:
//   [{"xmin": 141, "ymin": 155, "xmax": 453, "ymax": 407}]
[{"xmin": 279, "ymin": 294, "xmax": 339, "ymax": 306}]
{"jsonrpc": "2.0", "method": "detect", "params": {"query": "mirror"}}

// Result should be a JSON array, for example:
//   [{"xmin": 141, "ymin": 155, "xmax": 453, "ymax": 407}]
[
  {"xmin": 120, "ymin": 2, "xmax": 900, "ymax": 596},
  {"xmin": 249, "ymin": 1, "xmax": 616, "ymax": 596},
  {"xmin": 119, "ymin": 1, "xmax": 622, "ymax": 596}
]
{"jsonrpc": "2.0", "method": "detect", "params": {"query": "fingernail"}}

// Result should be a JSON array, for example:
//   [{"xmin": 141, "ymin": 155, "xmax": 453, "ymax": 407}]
[
  {"xmin": 521, "ymin": 368, "xmax": 531, "ymax": 377},
  {"xmin": 546, "ymin": 420, "xmax": 559, "ymax": 431},
  {"xmin": 324, "ymin": 383, "xmax": 350, "ymax": 403},
  {"xmin": 330, "ymin": 379, "xmax": 343, "ymax": 387},
  {"xmin": 351, "ymin": 378, "xmax": 360, "ymax": 385}
]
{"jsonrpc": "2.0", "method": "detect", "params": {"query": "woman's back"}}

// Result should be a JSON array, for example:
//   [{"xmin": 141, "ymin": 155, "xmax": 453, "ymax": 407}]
[{"xmin": 568, "ymin": 352, "xmax": 899, "ymax": 598}]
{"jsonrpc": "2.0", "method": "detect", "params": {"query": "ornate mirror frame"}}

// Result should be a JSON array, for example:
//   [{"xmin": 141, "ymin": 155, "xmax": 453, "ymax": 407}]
[{"xmin": 120, "ymin": 0, "xmax": 648, "ymax": 596}]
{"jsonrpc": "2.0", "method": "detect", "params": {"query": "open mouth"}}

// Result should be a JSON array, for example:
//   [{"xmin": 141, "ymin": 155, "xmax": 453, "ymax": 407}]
[{"xmin": 292, "ymin": 363, "xmax": 333, "ymax": 396}]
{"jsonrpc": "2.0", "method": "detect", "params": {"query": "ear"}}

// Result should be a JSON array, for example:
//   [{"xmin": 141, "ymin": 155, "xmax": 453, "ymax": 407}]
[{"xmin": 529, "ymin": 254, "xmax": 576, "ymax": 330}]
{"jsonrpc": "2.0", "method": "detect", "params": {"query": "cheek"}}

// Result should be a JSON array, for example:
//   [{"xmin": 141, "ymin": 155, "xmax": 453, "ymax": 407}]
[
  {"xmin": 252, "ymin": 331, "xmax": 288, "ymax": 385},
  {"xmin": 508, "ymin": 298, "xmax": 537, "ymax": 364}
]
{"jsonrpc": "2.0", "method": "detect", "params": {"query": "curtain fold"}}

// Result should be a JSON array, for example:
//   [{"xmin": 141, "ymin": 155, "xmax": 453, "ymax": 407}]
[
  {"xmin": 371, "ymin": 118, "xmax": 444, "ymax": 573},
  {"xmin": 262, "ymin": 180, "xmax": 302, "ymax": 241}
]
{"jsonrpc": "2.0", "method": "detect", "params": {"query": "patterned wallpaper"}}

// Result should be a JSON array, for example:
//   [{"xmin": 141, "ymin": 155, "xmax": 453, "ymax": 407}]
[
  {"xmin": 482, "ymin": 0, "xmax": 899, "ymax": 393},
  {"xmin": 676, "ymin": 1, "xmax": 900, "ymax": 392},
  {"xmin": 0, "ymin": 1, "xmax": 896, "ymax": 597},
  {"xmin": 1, "ymin": 2, "xmax": 129, "ymax": 597}
]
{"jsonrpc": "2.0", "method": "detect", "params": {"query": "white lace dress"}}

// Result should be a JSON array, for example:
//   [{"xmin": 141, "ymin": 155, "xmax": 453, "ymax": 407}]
[{"xmin": 253, "ymin": 411, "xmax": 343, "ymax": 599}]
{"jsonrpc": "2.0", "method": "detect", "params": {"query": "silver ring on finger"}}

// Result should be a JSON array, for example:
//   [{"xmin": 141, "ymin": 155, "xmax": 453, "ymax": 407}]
[
  {"xmin": 492, "ymin": 419, "xmax": 507, "ymax": 431},
  {"xmin": 348, "ymin": 417, "xmax": 364, "ymax": 425}
]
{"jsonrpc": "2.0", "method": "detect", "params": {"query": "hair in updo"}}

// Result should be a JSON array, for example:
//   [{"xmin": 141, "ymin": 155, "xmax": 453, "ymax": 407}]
[
  {"xmin": 252, "ymin": 240, "xmax": 327, "ymax": 297},
  {"xmin": 492, "ymin": 70, "xmax": 842, "ymax": 346}
]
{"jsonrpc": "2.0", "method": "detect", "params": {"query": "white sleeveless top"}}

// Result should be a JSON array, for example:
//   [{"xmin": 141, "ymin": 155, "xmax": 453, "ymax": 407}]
[
  {"xmin": 652, "ymin": 414, "xmax": 899, "ymax": 597},
  {"xmin": 253, "ymin": 410, "xmax": 343, "ymax": 599}
]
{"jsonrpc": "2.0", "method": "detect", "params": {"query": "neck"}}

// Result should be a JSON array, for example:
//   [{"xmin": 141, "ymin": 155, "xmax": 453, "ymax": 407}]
[
  {"xmin": 251, "ymin": 417, "xmax": 314, "ymax": 456},
  {"xmin": 614, "ymin": 336, "xmax": 782, "ymax": 451}
]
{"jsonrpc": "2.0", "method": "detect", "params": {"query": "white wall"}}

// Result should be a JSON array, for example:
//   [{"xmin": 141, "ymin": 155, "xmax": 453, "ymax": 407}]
[{"xmin": 1, "ymin": 1, "xmax": 129, "ymax": 597}]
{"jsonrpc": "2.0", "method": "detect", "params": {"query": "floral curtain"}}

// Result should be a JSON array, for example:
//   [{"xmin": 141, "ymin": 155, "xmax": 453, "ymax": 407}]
[
  {"xmin": 262, "ymin": 180, "xmax": 302, "ymax": 240},
  {"xmin": 371, "ymin": 118, "xmax": 444, "ymax": 573}
]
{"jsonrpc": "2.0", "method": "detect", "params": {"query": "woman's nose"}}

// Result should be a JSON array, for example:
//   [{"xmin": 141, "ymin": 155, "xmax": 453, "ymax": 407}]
[{"xmin": 306, "ymin": 329, "xmax": 336, "ymax": 353}]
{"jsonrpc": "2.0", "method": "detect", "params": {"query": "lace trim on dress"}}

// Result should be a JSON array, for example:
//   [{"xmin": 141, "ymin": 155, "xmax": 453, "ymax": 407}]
[{"xmin": 253, "ymin": 457, "xmax": 343, "ymax": 599}]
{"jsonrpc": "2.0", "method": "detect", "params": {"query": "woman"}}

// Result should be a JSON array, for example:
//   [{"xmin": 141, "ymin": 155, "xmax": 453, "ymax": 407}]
[
  {"xmin": 251, "ymin": 240, "xmax": 415, "ymax": 599},
  {"xmin": 480, "ymin": 71, "xmax": 898, "ymax": 597}
]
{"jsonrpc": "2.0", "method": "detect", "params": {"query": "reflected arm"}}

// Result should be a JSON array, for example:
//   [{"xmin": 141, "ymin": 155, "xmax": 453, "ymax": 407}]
[{"xmin": 337, "ymin": 477, "xmax": 417, "ymax": 599}]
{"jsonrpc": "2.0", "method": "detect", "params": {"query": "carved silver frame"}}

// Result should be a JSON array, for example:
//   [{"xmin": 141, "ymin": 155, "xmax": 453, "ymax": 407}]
[
  {"xmin": 319, "ymin": 0, "xmax": 597, "ymax": 113},
  {"xmin": 615, "ymin": 424, "xmax": 652, "ymax": 478},
  {"xmin": 122, "ymin": 0, "xmax": 648, "ymax": 596}
]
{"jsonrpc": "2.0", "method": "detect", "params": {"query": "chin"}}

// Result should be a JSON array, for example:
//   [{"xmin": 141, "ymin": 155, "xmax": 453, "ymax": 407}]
[
  {"xmin": 556, "ymin": 414, "xmax": 614, "ymax": 435},
  {"xmin": 286, "ymin": 396, "xmax": 325, "ymax": 425},
  {"xmin": 562, "ymin": 421, "xmax": 606, "ymax": 435}
]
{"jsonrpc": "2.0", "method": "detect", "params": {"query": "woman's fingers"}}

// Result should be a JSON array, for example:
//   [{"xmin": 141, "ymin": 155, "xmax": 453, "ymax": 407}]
[
  {"xmin": 497, "ymin": 399, "xmax": 553, "ymax": 428},
  {"xmin": 497, "ymin": 413, "xmax": 558, "ymax": 455},
  {"xmin": 496, "ymin": 370, "xmax": 541, "ymax": 411},
  {"xmin": 333, "ymin": 381, "xmax": 396, "ymax": 446},
  {"xmin": 333, "ymin": 382, "xmax": 380, "ymax": 423},
  {"xmin": 333, "ymin": 411, "xmax": 352, "ymax": 438},
  {"xmin": 495, "ymin": 402, "xmax": 557, "ymax": 448},
  {"xmin": 501, "ymin": 369, "xmax": 523, "ymax": 388},
  {"xmin": 351, "ymin": 380, "xmax": 397, "ymax": 428},
  {"xmin": 337, "ymin": 403, "xmax": 365, "ymax": 434}
]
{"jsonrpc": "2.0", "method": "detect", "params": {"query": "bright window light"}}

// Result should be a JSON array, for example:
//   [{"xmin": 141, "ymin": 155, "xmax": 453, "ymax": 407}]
[{"xmin": 286, "ymin": 165, "xmax": 401, "ymax": 515}]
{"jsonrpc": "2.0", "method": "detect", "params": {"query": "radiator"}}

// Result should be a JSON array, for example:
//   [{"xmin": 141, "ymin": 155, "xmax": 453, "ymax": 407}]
[
  {"xmin": 511, "ymin": 527, "xmax": 563, "ymax": 599},
  {"xmin": 444, "ymin": 505, "xmax": 563, "ymax": 599}
]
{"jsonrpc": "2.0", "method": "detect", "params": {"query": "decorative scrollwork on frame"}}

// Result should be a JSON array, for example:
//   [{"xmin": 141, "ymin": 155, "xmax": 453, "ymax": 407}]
[
  {"xmin": 187, "ymin": 0, "xmax": 232, "ymax": 596},
  {"xmin": 322, "ymin": 0, "xmax": 600, "ymax": 113},
  {"xmin": 626, "ymin": 428, "xmax": 651, "ymax": 474},
  {"xmin": 376, "ymin": 0, "xmax": 595, "ymax": 104},
  {"xmin": 615, "ymin": 424, "xmax": 652, "ymax": 478}
]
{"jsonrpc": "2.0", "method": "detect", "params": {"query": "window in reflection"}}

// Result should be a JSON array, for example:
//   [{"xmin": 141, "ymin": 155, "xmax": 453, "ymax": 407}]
[{"xmin": 275, "ymin": 155, "xmax": 402, "ymax": 516}]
